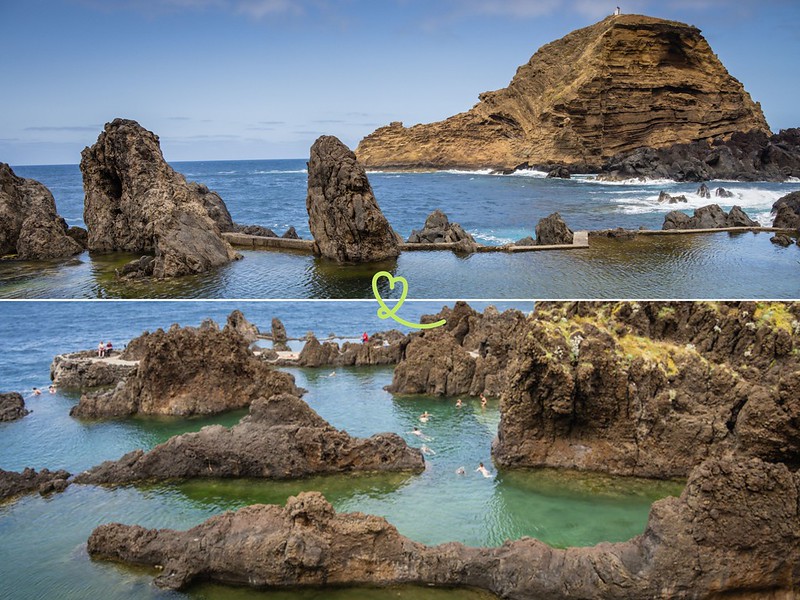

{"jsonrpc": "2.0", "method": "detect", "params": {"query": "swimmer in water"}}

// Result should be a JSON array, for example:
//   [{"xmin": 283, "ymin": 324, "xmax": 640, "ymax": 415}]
[
  {"xmin": 408, "ymin": 427, "xmax": 433, "ymax": 442},
  {"xmin": 420, "ymin": 444, "xmax": 436, "ymax": 455},
  {"xmin": 32, "ymin": 387, "xmax": 41, "ymax": 396},
  {"xmin": 48, "ymin": 385, "xmax": 56, "ymax": 394},
  {"xmin": 480, "ymin": 394, "xmax": 487, "ymax": 408},
  {"xmin": 476, "ymin": 462, "xmax": 493, "ymax": 478},
  {"xmin": 455, "ymin": 466, "xmax": 466, "ymax": 475},
  {"xmin": 419, "ymin": 411, "xmax": 431, "ymax": 423},
  {"xmin": 328, "ymin": 371, "xmax": 336, "ymax": 377},
  {"xmin": 455, "ymin": 398, "xmax": 463, "ymax": 408}
]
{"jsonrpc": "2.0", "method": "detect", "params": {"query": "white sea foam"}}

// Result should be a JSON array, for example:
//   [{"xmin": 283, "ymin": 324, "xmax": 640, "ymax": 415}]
[
  {"xmin": 441, "ymin": 168, "xmax": 495, "ymax": 176},
  {"xmin": 506, "ymin": 169, "xmax": 548, "ymax": 179},
  {"xmin": 610, "ymin": 186, "xmax": 785, "ymax": 226},
  {"xmin": 218, "ymin": 170, "xmax": 237, "ymax": 174},
  {"xmin": 471, "ymin": 230, "xmax": 515, "ymax": 245},
  {"xmin": 571, "ymin": 175, "xmax": 677, "ymax": 187}
]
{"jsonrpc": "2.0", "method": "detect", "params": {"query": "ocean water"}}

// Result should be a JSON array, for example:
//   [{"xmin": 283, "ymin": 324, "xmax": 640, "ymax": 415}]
[
  {"xmin": 3, "ymin": 160, "xmax": 799, "ymax": 299},
  {"xmin": 0, "ymin": 301, "xmax": 683, "ymax": 599}
]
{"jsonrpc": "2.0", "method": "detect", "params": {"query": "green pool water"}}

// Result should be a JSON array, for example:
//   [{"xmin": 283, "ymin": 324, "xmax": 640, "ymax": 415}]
[{"xmin": 0, "ymin": 365, "xmax": 683, "ymax": 599}]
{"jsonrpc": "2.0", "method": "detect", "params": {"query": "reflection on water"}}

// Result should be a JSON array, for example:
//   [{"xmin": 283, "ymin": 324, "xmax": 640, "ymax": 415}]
[{"xmin": 1, "ymin": 232, "xmax": 797, "ymax": 298}]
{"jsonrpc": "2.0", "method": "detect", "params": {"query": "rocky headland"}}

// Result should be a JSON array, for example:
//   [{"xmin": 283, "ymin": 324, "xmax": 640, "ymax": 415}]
[
  {"xmin": 87, "ymin": 455, "xmax": 799, "ymax": 598},
  {"xmin": 0, "ymin": 392, "xmax": 30, "ymax": 422},
  {"xmin": 50, "ymin": 351, "xmax": 137, "ymax": 390},
  {"xmin": 69, "ymin": 312, "xmax": 300, "ymax": 418},
  {"xmin": 75, "ymin": 392, "xmax": 423, "ymax": 485},
  {"xmin": 297, "ymin": 331, "xmax": 406, "ymax": 367},
  {"xmin": 1, "ymin": 163, "xmax": 84, "ymax": 259},
  {"xmin": 1, "ymin": 467, "xmax": 71, "ymax": 501},
  {"xmin": 81, "ymin": 119, "xmax": 240, "ymax": 278},
  {"xmin": 356, "ymin": 15, "xmax": 771, "ymax": 174},
  {"xmin": 306, "ymin": 136, "xmax": 400, "ymax": 263}
]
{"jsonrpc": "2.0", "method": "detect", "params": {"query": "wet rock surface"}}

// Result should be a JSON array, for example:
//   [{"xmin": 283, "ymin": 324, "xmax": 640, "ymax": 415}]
[
  {"xmin": 662, "ymin": 204, "xmax": 759, "ymax": 230},
  {"xmin": 545, "ymin": 165, "xmax": 571, "ymax": 179},
  {"xmin": 772, "ymin": 191, "xmax": 800, "ymax": 229},
  {"xmin": 771, "ymin": 234, "xmax": 794, "ymax": 247},
  {"xmin": 298, "ymin": 331, "xmax": 405, "ymax": 367},
  {"xmin": 657, "ymin": 191, "xmax": 687, "ymax": 204},
  {"xmin": 81, "ymin": 119, "xmax": 238, "ymax": 278},
  {"xmin": 494, "ymin": 301, "xmax": 800, "ymax": 477},
  {"xmin": 406, "ymin": 210, "xmax": 478, "ymax": 252},
  {"xmin": 0, "ymin": 163, "xmax": 84, "ymax": 259},
  {"xmin": 1, "ymin": 467, "xmax": 71, "ymax": 501},
  {"xmin": 50, "ymin": 351, "xmax": 137, "ymax": 390},
  {"xmin": 306, "ymin": 136, "xmax": 399, "ymax": 263},
  {"xmin": 601, "ymin": 128, "xmax": 800, "ymax": 182},
  {"xmin": 534, "ymin": 212, "xmax": 574, "ymax": 245},
  {"xmin": 87, "ymin": 456, "xmax": 799, "ymax": 599},
  {"xmin": 75, "ymin": 392, "xmax": 424, "ymax": 485},
  {"xmin": 70, "ymin": 314, "xmax": 299, "ymax": 418},
  {"xmin": 0, "ymin": 392, "xmax": 29, "ymax": 422}
]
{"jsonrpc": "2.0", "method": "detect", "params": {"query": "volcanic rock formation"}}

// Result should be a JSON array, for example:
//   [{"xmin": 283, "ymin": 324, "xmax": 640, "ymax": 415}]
[
  {"xmin": 601, "ymin": 128, "xmax": 800, "ymax": 181},
  {"xmin": 1, "ymin": 467, "xmax": 71, "ymax": 501},
  {"xmin": 0, "ymin": 392, "xmax": 29, "ymax": 422},
  {"xmin": 75, "ymin": 392, "xmax": 424, "ymax": 485},
  {"xmin": 0, "ymin": 163, "xmax": 84, "ymax": 259},
  {"xmin": 51, "ymin": 351, "xmax": 137, "ymax": 390},
  {"xmin": 493, "ymin": 301, "xmax": 800, "ymax": 478},
  {"xmin": 657, "ymin": 191, "xmax": 687, "ymax": 204},
  {"xmin": 306, "ymin": 136, "xmax": 399, "ymax": 263},
  {"xmin": 298, "ymin": 332, "xmax": 405, "ymax": 368},
  {"xmin": 81, "ymin": 119, "xmax": 239, "ymax": 278},
  {"xmin": 773, "ymin": 191, "xmax": 800, "ymax": 229},
  {"xmin": 70, "ymin": 315, "xmax": 299, "ymax": 418},
  {"xmin": 661, "ymin": 204, "xmax": 759, "ymax": 230},
  {"xmin": 356, "ymin": 15, "xmax": 769, "ymax": 172},
  {"xmin": 534, "ymin": 212, "xmax": 574, "ymax": 245},
  {"xmin": 406, "ymin": 210, "xmax": 478, "ymax": 252},
  {"xmin": 86, "ymin": 456, "xmax": 799, "ymax": 598}
]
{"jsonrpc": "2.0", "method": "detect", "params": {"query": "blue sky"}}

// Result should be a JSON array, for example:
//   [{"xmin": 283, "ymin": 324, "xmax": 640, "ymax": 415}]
[{"xmin": 2, "ymin": 0, "xmax": 798, "ymax": 165}]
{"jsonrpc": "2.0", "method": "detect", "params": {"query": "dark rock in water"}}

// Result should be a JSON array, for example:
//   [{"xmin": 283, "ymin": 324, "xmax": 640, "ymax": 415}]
[
  {"xmin": 535, "ymin": 212, "xmax": 574, "ymax": 245},
  {"xmin": 298, "ymin": 332, "xmax": 405, "ymax": 368},
  {"xmin": 0, "ymin": 392, "xmax": 29, "ymax": 422},
  {"xmin": 86, "ymin": 456, "xmax": 800, "ymax": 599},
  {"xmin": 81, "ymin": 119, "xmax": 238, "ymax": 278},
  {"xmin": 697, "ymin": 182, "xmax": 711, "ymax": 198},
  {"xmin": 715, "ymin": 186, "xmax": 734, "ymax": 198},
  {"xmin": 494, "ymin": 301, "xmax": 800, "ymax": 477},
  {"xmin": 601, "ymin": 128, "xmax": 800, "ymax": 182},
  {"xmin": 70, "ymin": 313, "xmax": 300, "ymax": 419},
  {"xmin": 1, "ymin": 467, "xmax": 71, "ymax": 501},
  {"xmin": 50, "ymin": 352, "xmax": 136, "ymax": 390},
  {"xmin": 772, "ymin": 191, "xmax": 800, "ymax": 229},
  {"xmin": 406, "ymin": 210, "xmax": 478, "ymax": 252},
  {"xmin": 546, "ymin": 165, "xmax": 570, "ymax": 179},
  {"xmin": 0, "ymin": 163, "xmax": 83, "ymax": 259},
  {"xmin": 771, "ymin": 235, "xmax": 793, "ymax": 247},
  {"xmin": 306, "ymin": 136, "xmax": 399, "ymax": 263},
  {"xmin": 281, "ymin": 226, "xmax": 300, "ymax": 239},
  {"xmin": 117, "ymin": 255, "xmax": 155, "ymax": 279},
  {"xmin": 657, "ymin": 191, "xmax": 687, "ymax": 204},
  {"xmin": 662, "ymin": 204, "xmax": 758, "ymax": 230},
  {"xmin": 514, "ymin": 235, "xmax": 536, "ymax": 246},
  {"xmin": 234, "ymin": 224, "xmax": 278, "ymax": 237},
  {"xmin": 271, "ymin": 317, "xmax": 290, "ymax": 352},
  {"xmin": 66, "ymin": 226, "xmax": 88, "ymax": 248},
  {"xmin": 75, "ymin": 392, "xmax": 424, "ymax": 485},
  {"xmin": 588, "ymin": 228, "xmax": 638, "ymax": 239}
]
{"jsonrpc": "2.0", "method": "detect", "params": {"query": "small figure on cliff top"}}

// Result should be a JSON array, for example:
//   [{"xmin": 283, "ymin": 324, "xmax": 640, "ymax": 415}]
[
  {"xmin": 361, "ymin": 332, "xmax": 369, "ymax": 344},
  {"xmin": 104, "ymin": 341, "xmax": 113, "ymax": 357},
  {"xmin": 614, "ymin": 6, "xmax": 621, "ymax": 16},
  {"xmin": 97, "ymin": 341, "xmax": 104, "ymax": 357}
]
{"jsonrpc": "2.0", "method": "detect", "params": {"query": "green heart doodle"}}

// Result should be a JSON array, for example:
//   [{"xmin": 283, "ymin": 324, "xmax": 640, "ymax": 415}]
[{"xmin": 371, "ymin": 271, "xmax": 447, "ymax": 330}]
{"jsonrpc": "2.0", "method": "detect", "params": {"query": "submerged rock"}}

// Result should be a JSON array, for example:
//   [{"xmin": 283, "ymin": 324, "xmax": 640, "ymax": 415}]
[
  {"xmin": 534, "ymin": 212, "xmax": 574, "ymax": 245},
  {"xmin": 772, "ymin": 191, "xmax": 800, "ymax": 229},
  {"xmin": 715, "ymin": 186, "xmax": 734, "ymax": 198},
  {"xmin": 697, "ymin": 182, "xmax": 711, "ymax": 198},
  {"xmin": 70, "ymin": 314, "xmax": 299, "ymax": 418},
  {"xmin": 87, "ymin": 456, "xmax": 800, "ymax": 598},
  {"xmin": 0, "ymin": 392, "xmax": 29, "ymax": 422},
  {"xmin": 306, "ymin": 136, "xmax": 399, "ymax": 263},
  {"xmin": 81, "ymin": 119, "xmax": 238, "ymax": 278},
  {"xmin": 771, "ymin": 235, "xmax": 793, "ymax": 247},
  {"xmin": 1, "ymin": 467, "xmax": 71, "ymax": 501},
  {"xmin": 406, "ymin": 210, "xmax": 478, "ymax": 252},
  {"xmin": 0, "ymin": 163, "xmax": 83, "ymax": 259},
  {"xmin": 75, "ymin": 392, "xmax": 423, "ymax": 485},
  {"xmin": 662, "ymin": 204, "xmax": 759, "ymax": 230}
]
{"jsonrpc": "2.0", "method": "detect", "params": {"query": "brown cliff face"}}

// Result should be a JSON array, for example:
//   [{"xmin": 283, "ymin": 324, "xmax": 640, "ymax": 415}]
[{"xmin": 356, "ymin": 15, "xmax": 769, "ymax": 171}]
